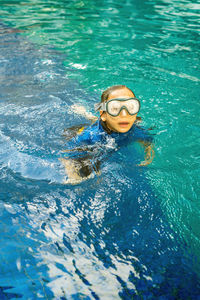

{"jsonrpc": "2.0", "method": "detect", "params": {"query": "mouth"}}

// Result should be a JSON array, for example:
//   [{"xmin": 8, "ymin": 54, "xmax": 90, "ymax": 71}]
[{"xmin": 118, "ymin": 122, "xmax": 129, "ymax": 127}]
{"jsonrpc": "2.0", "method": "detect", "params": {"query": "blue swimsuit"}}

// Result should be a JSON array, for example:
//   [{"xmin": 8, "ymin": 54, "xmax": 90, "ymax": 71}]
[
  {"xmin": 67, "ymin": 119, "xmax": 153, "ymax": 149},
  {"xmin": 63, "ymin": 120, "xmax": 153, "ymax": 177}
]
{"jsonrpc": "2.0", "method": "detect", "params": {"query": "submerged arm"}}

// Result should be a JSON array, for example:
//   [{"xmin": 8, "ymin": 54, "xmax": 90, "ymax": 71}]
[
  {"xmin": 60, "ymin": 154, "xmax": 101, "ymax": 184},
  {"xmin": 138, "ymin": 140, "xmax": 155, "ymax": 166}
]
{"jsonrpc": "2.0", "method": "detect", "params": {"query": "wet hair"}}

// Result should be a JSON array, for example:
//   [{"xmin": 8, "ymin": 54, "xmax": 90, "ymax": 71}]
[{"xmin": 101, "ymin": 85, "xmax": 135, "ymax": 103}]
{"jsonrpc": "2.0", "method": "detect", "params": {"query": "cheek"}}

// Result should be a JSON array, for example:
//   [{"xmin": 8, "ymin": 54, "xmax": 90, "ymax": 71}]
[
  {"xmin": 102, "ymin": 113, "xmax": 114, "ymax": 123},
  {"xmin": 107, "ymin": 115, "xmax": 118, "ymax": 124},
  {"xmin": 131, "ymin": 115, "xmax": 137, "ymax": 123}
]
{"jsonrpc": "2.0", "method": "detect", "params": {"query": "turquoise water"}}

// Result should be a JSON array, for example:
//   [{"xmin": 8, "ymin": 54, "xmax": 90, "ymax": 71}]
[{"xmin": 0, "ymin": 0, "xmax": 200, "ymax": 298}]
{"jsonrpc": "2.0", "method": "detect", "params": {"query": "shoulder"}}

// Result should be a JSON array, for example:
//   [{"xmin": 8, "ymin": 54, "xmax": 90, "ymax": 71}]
[{"xmin": 74, "ymin": 120, "xmax": 105, "ymax": 145}]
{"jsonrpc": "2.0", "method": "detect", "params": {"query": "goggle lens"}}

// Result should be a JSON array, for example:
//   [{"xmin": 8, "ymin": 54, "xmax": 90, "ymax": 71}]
[{"xmin": 107, "ymin": 98, "xmax": 140, "ymax": 116}]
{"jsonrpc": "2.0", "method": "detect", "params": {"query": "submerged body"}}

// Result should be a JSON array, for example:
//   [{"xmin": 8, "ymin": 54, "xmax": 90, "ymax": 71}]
[
  {"xmin": 67, "ymin": 119, "xmax": 153, "ymax": 148},
  {"xmin": 61, "ymin": 118, "xmax": 154, "ymax": 183}
]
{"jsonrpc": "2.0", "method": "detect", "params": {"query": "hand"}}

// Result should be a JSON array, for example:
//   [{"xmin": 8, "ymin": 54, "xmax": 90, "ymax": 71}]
[
  {"xmin": 138, "ymin": 144, "xmax": 155, "ymax": 167},
  {"xmin": 71, "ymin": 104, "xmax": 98, "ymax": 122}
]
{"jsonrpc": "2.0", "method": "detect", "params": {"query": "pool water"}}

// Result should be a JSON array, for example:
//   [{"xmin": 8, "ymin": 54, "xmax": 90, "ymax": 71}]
[{"xmin": 0, "ymin": 0, "xmax": 200, "ymax": 298}]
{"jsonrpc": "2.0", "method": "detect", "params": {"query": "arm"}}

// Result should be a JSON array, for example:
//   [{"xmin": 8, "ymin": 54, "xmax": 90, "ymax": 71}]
[
  {"xmin": 71, "ymin": 104, "xmax": 98, "ymax": 122},
  {"xmin": 137, "ymin": 141, "xmax": 155, "ymax": 166},
  {"xmin": 61, "ymin": 106, "xmax": 98, "ymax": 183},
  {"xmin": 60, "ymin": 158, "xmax": 84, "ymax": 184},
  {"xmin": 60, "ymin": 127, "xmax": 101, "ymax": 184},
  {"xmin": 60, "ymin": 154, "xmax": 100, "ymax": 184}
]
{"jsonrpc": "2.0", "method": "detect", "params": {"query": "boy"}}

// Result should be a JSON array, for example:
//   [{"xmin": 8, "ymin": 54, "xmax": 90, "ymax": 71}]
[{"xmin": 61, "ymin": 85, "xmax": 154, "ymax": 184}]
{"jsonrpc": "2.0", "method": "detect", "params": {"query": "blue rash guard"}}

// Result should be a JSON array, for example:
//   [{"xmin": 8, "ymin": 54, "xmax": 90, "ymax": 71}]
[
  {"xmin": 62, "ymin": 119, "xmax": 153, "ymax": 177},
  {"xmin": 67, "ymin": 119, "xmax": 153, "ymax": 149}
]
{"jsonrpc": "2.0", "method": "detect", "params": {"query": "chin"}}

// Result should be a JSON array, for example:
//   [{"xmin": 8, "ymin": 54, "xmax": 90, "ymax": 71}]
[{"xmin": 118, "ymin": 127, "xmax": 131, "ymax": 133}]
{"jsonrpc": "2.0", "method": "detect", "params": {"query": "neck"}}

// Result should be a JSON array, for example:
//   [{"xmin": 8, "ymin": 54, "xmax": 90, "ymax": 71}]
[{"xmin": 100, "ymin": 119, "xmax": 113, "ymax": 134}]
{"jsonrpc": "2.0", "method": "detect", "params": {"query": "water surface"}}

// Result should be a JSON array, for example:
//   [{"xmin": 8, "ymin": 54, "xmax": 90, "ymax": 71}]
[{"xmin": 0, "ymin": 0, "xmax": 199, "ymax": 298}]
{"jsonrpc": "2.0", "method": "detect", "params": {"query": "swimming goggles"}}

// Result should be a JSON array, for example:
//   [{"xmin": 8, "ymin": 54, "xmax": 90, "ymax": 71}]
[{"xmin": 95, "ymin": 97, "xmax": 140, "ymax": 117}]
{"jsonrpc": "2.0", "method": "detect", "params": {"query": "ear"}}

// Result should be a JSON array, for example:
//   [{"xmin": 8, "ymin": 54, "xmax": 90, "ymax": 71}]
[{"xmin": 100, "ymin": 111, "xmax": 106, "ymax": 122}]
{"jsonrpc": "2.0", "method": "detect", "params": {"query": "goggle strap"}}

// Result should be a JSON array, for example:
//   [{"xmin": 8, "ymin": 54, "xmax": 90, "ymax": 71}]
[
  {"xmin": 94, "ymin": 102, "xmax": 106, "ymax": 111},
  {"xmin": 94, "ymin": 103, "xmax": 101, "ymax": 111}
]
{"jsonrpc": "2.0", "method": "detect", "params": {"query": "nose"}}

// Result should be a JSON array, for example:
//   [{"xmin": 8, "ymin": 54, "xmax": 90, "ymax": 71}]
[{"xmin": 120, "ymin": 108, "xmax": 128, "ymax": 117}]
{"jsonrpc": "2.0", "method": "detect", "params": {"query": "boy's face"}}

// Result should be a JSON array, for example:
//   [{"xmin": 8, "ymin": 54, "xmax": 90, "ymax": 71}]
[{"xmin": 100, "ymin": 88, "xmax": 138, "ymax": 133}]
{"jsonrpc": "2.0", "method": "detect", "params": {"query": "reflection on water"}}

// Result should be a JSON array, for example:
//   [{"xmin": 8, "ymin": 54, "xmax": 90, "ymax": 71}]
[
  {"xmin": 1, "ymin": 168, "xmax": 199, "ymax": 298},
  {"xmin": 0, "ymin": 0, "xmax": 200, "ymax": 298}
]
